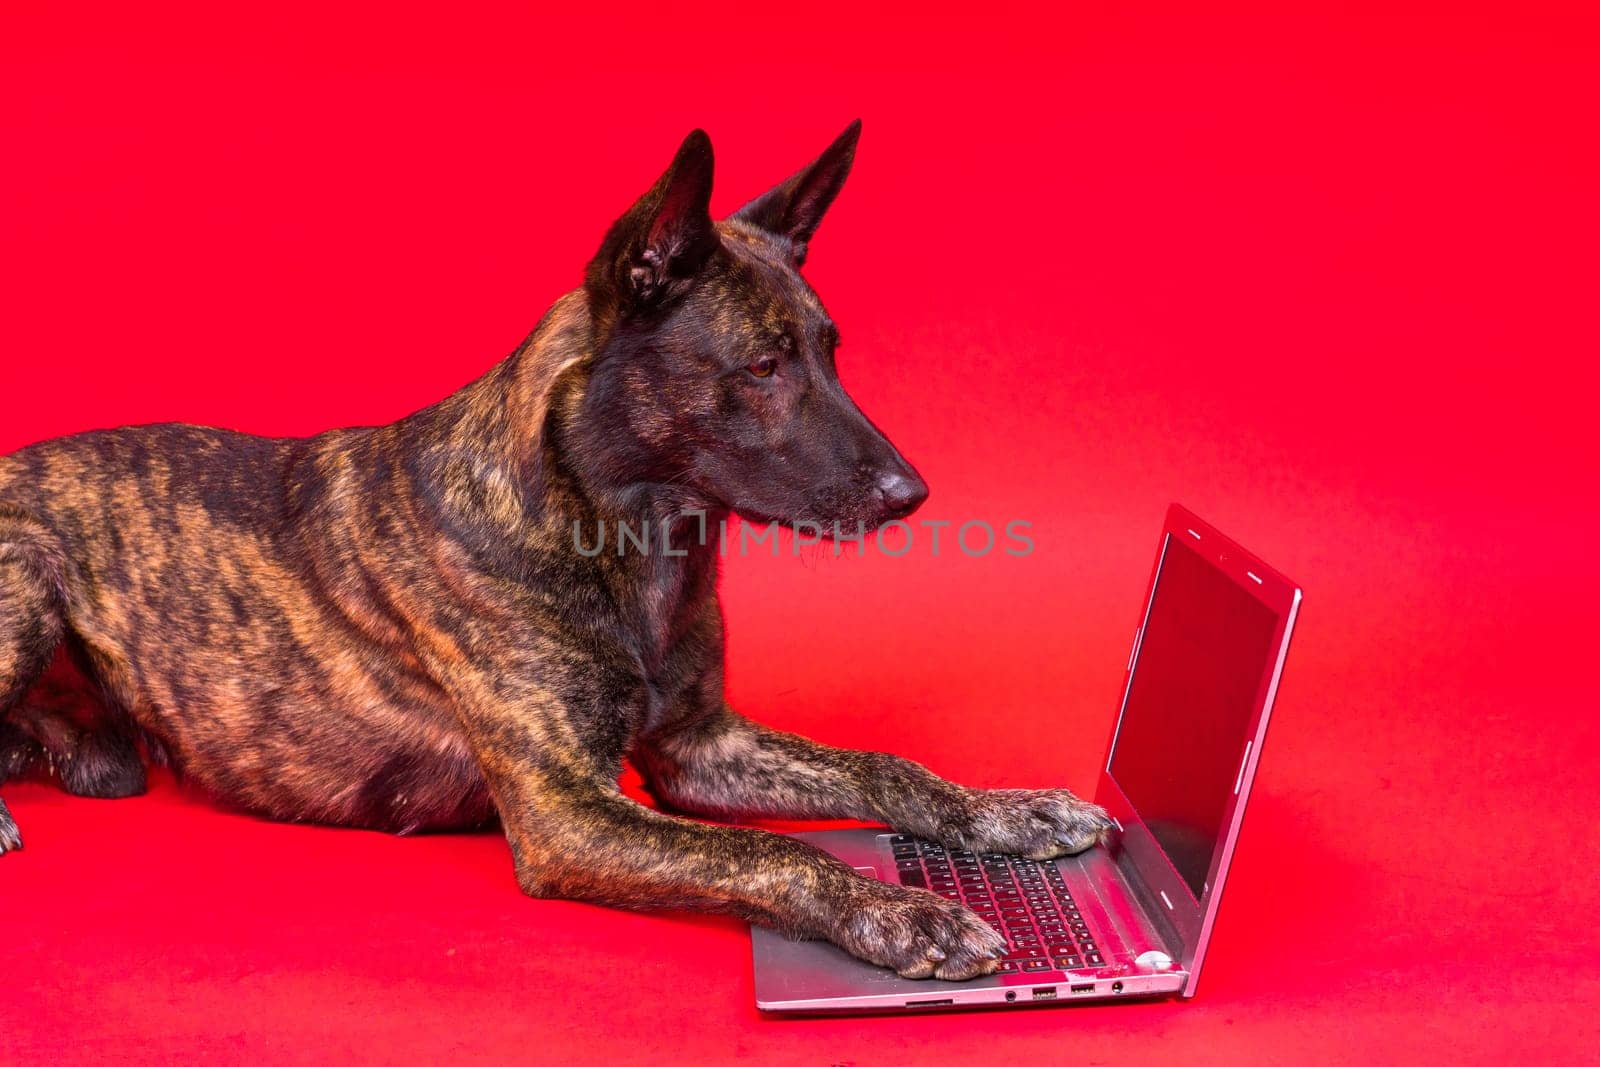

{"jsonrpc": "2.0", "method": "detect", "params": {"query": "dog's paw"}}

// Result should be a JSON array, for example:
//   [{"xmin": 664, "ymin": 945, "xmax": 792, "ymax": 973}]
[
  {"xmin": 0, "ymin": 797, "xmax": 22, "ymax": 855},
  {"xmin": 834, "ymin": 881, "xmax": 1007, "ymax": 980},
  {"xmin": 942, "ymin": 788, "xmax": 1114, "ymax": 860},
  {"xmin": 56, "ymin": 729, "xmax": 147, "ymax": 800}
]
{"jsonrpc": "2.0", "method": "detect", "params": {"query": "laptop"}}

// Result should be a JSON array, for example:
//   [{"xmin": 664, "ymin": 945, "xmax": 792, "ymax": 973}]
[{"xmin": 751, "ymin": 503, "xmax": 1302, "ymax": 1012}]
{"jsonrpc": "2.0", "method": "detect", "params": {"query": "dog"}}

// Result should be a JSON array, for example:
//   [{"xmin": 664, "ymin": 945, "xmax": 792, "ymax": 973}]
[{"xmin": 0, "ymin": 123, "xmax": 1111, "ymax": 980}]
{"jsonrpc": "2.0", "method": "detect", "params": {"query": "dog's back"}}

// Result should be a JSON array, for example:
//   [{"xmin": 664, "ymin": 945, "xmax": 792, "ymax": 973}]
[{"xmin": 0, "ymin": 422, "xmax": 494, "ymax": 832}]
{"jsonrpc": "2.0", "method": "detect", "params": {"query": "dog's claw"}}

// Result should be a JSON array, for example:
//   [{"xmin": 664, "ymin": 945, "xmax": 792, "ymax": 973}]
[{"xmin": 0, "ymin": 798, "xmax": 22, "ymax": 855}]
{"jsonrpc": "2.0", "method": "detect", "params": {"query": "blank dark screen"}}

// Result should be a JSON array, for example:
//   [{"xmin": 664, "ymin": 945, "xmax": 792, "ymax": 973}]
[{"xmin": 1108, "ymin": 536, "xmax": 1279, "ymax": 900}]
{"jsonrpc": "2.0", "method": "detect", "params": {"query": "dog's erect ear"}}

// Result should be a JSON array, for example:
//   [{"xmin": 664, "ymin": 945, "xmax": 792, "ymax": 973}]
[
  {"xmin": 586, "ymin": 129, "xmax": 719, "ymax": 315},
  {"xmin": 730, "ymin": 120, "xmax": 861, "ymax": 266}
]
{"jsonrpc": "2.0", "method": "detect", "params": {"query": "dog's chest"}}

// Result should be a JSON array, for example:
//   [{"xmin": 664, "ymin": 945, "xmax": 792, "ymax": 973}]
[{"xmin": 609, "ymin": 553, "xmax": 720, "ymax": 737}]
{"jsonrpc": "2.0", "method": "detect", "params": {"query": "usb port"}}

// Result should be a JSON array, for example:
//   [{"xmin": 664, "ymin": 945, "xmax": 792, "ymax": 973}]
[
  {"xmin": 1032, "ymin": 986, "xmax": 1057, "ymax": 1000},
  {"xmin": 1069, "ymin": 983, "xmax": 1095, "ymax": 995}
]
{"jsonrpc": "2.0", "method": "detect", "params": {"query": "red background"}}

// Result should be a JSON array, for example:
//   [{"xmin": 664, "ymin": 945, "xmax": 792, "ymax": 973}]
[{"xmin": 3, "ymin": 3, "xmax": 1596, "ymax": 1062}]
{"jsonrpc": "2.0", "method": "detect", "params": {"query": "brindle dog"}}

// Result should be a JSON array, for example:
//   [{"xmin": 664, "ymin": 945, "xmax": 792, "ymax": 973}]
[{"xmin": 0, "ymin": 123, "xmax": 1110, "ymax": 980}]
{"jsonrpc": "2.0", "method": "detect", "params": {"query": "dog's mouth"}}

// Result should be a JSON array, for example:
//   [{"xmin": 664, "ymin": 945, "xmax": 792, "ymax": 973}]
[
  {"xmin": 727, "ymin": 505, "xmax": 819, "ymax": 533},
  {"xmin": 728, "ymin": 506, "xmax": 908, "ymax": 539},
  {"xmin": 721, "ymin": 471, "xmax": 926, "ymax": 537}
]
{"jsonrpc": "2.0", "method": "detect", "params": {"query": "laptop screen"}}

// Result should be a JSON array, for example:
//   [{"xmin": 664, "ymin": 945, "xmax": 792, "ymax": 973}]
[{"xmin": 1106, "ymin": 534, "xmax": 1282, "ymax": 901}]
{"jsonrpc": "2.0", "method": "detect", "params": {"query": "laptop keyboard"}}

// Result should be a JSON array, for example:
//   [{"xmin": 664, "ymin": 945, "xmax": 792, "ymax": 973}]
[{"xmin": 889, "ymin": 835, "xmax": 1106, "ymax": 972}]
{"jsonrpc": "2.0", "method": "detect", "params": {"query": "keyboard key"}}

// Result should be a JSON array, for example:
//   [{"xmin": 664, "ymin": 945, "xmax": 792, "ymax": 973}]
[{"xmin": 899, "ymin": 837, "xmax": 1115, "ymax": 967}]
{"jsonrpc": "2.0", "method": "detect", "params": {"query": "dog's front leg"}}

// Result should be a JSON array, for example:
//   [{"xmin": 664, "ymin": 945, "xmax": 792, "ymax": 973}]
[
  {"xmin": 455, "ymin": 686, "xmax": 1006, "ymax": 980},
  {"xmin": 637, "ymin": 706, "xmax": 1113, "ymax": 860}
]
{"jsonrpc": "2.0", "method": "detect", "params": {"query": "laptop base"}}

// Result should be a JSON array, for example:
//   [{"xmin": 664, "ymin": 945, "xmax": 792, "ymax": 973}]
[{"xmin": 752, "ymin": 829, "xmax": 1188, "ymax": 1014}]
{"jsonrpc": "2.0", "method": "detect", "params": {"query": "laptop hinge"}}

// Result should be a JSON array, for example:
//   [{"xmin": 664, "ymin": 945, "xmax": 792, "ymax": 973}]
[{"xmin": 1108, "ymin": 840, "xmax": 1188, "ymax": 962}]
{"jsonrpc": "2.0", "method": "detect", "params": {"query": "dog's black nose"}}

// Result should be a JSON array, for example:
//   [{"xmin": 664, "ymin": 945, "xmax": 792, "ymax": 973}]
[{"xmin": 874, "ymin": 469, "xmax": 929, "ymax": 519}]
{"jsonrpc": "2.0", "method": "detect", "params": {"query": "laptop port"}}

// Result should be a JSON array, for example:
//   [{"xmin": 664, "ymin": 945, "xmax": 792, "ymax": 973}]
[
  {"xmin": 1032, "ymin": 987, "xmax": 1057, "ymax": 1000},
  {"xmin": 1069, "ymin": 983, "xmax": 1096, "ymax": 995},
  {"xmin": 904, "ymin": 998, "xmax": 954, "ymax": 1008},
  {"xmin": 1112, "ymin": 981, "xmax": 1124, "ymax": 994}
]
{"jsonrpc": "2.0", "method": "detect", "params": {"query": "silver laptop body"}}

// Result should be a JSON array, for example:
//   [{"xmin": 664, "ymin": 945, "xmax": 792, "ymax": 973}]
[{"xmin": 751, "ymin": 504, "xmax": 1302, "ymax": 1013}]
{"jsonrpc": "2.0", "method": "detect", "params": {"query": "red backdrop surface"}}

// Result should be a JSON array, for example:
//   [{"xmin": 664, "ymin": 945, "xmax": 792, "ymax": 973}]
[{"xmin": 2, "ymin": 3, "xmax": 1596, "ymax": 1063}]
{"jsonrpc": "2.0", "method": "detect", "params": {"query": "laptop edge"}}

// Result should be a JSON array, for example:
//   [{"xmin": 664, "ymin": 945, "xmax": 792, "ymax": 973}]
[{"xmin": 752, "ymin": 504, "xmax": 1301, "ymax": 1012}]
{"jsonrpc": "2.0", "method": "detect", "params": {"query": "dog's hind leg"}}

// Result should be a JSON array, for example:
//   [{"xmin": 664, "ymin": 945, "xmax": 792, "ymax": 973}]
[
  {"xmin": 0, "ymin": 514, "xmax": 69, "ymax": 854},
  {"xmin": 10, "ymin": 690, "xmax": 147, "ymax": 800},
  {"xmin": 8, "ymin": 631, "xmax": 147, "ymax": 799}
]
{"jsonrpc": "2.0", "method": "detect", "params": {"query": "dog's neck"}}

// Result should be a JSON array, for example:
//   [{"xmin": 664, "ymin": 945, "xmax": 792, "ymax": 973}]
[
  {"xmin": 401, "ymin": 289, "xmax": 724, "ymax": 563},
  {"xmin": 388, "ymin": 291, "xmax": 723, "ymax": 673}
]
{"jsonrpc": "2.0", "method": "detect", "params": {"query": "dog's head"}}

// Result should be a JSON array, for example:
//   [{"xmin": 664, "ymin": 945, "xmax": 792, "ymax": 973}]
[{"xmin": 577, "ymin": 123, "xmax": 927, "ymax": 533}]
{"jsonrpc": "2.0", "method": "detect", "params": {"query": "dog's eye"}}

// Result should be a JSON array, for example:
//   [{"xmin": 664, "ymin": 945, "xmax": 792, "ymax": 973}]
[{"xmin": 747, "ymin": 356, "xmax": 778, "ymax": 379}]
